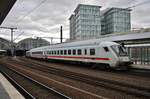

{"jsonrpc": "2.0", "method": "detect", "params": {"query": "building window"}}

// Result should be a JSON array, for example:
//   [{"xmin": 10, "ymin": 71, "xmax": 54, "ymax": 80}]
[
  {"xmin": 90, "ymin": 49, "xmax": 95, "ymax": 55},
  {"xmin": 73, "ymin": 49, "xmax": 76, "ymax": 55},
  {"xmin": 77, "ymin": 49, "xmax": 82, "ymax": 55}
]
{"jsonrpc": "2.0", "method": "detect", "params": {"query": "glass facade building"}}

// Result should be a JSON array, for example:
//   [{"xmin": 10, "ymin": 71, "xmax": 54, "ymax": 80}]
[
  {"xmin": 101, "ymin": 8, "xmax": 131, "ymax": 35},
  {"xmin": 69, "ymin": 4, "xmax": 101, "ymax": 40}
]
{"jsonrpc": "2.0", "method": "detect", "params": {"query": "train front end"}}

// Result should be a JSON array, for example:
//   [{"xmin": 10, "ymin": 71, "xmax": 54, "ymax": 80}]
[{"xmin": 111, "ymin": 45, "xmax": 132, "ymax": 70}]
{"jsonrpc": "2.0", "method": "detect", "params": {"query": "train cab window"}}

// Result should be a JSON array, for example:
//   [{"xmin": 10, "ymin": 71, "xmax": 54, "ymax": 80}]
[
  {"xmin": 33, "ymin": 51, "xmax": 43, "ymax": 54},
  {"xmin": 90, "ymin": 49, "xmax": 95, "ymax": 55},
  {"xmin": 77, "ymin": 49, "xmax": 82, "ymax": 55},
  {"xmin": 103, "ymin": 47, "xmax": 109, "ymax": 52},
  {"xmin": 57, "ymin": 51, "xmax": 59, "ymax": 55},
  {"xmin": 64, "ymin": 50, "xmax": 67, "ymax": 55},
  {"xmin": 84, "ymin": 49, "xmax": 87, "ymax": 55},
  {"xmin": 68, "ymin": 50, "xmax": 71, "ymax": 55},
  {"xmin": 73, "ymin": 49, "xmax": 76, "ymax": 55},
  {"xmin": 60, "ymin": 50, "xmax": 63, "ymax": 55}
]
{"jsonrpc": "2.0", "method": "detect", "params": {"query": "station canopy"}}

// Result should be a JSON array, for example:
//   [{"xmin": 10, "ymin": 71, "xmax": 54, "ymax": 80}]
[{"xmin": 0, "ymin": 0, "xmax": 16, "ymax": 25}]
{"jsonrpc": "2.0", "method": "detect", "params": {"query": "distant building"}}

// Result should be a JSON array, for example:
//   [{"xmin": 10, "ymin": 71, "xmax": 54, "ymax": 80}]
[
  {"xmin": 17, "ymin": 38, "xmax": 49, "ymax": 50},
  {"xmin": 0, "ymin": 37, "xmax": 10, "ymax": 50},
  {"xmin": 69, "ymin": 4, "xmax": 101, "ymax": 41},
  {"xmin": 101, "ymin": 8, "xmax": 131, "ymax": 35}
]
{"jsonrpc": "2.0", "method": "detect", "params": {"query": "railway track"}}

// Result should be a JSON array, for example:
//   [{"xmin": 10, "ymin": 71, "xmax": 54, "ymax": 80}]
[
  {"xmin": 0, "ymin": 65, "xmax": 71, "ymax": 99},
  {"xmin": 1, "ymin": 58, "xmax": 107, "ymax": 99},
  {"xmin": 0, "ymin": 70, "xmax": 35, "ymax": 99},
  {"xmin": 11, "ymin": 57, "xmax": 150, "ymax": 98}
]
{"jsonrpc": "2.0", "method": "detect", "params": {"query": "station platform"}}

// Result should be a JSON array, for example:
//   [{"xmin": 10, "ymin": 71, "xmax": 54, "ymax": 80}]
[
  {"xmin": 131, "ymin": 64, "xmax": 150, "ymax": 70},
  {"xmin": 0, "ymin": 73, "xmax": 25, "ymax": 99}
]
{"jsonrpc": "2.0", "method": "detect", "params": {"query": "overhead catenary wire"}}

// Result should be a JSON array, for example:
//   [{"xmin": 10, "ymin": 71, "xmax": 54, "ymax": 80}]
[
  {"xmin": 13, "ymin": 0, "xmax": 48, "ymax": 42},
  {"xmin": 16, "ymin": 0, "xmax": 48, "ymax": 24},
  {"xmin": 13, "ymin": 31, "xmax": 24, "ymax": 42},
  {"xmin": 127, "ymin": 0, "xmax": 150, "ymax": 9},
  {"xmin": 107, "ymin": 0, "xmax": 150, "ymax": 14}
]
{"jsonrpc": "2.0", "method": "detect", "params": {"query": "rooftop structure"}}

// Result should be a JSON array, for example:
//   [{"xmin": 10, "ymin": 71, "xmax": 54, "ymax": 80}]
[
  {"xmin": 0, "ymin": 37, "xmax": 10, "ymax": 49},
  {"xmin": 17, "ymin": 38, "xmax": 50, "ymax": 50},
  {"xmin": 67, "ymin": 30, "xmax": 150, "ymax": 46},
  {"xmin": 0, "ymin": 0, "xmax": 17, "ymax": 25}
]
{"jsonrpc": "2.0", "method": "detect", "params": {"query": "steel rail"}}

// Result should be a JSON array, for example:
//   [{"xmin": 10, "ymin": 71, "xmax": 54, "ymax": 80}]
[
  {"xmin": 1, "ymin": 66, "xmax": 71, "ymax": 99},
  {"xmin": 17, "ymin": 58, "xmax": 150, "ymax": 98},
  {"xmin": 0, "ymin": 71, "xmax": 35, "ymax": 99}
]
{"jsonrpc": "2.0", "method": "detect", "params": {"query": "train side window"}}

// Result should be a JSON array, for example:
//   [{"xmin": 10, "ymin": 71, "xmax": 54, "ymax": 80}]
[
  {"xmin": 61, "ymin": 50, "xmax": 63, "ymax": 55},
  {"xmin": 52, "ymin": 51, "xmax": 54, "ymax": 55},
  {"xmin": 73, "ymin": 49, "xmax": 76, "ymax": 55},
  {"xmin": 57, "ymin": 51, "xmax": 59, "ymax": 55},
  {"xmin": 90, "ymin": 49, "xmax": 95, "ymax": 55},
  {"xmin": 68, "ymin": 50, "xmax": 71, "ymax": 55},
  {"xmin": 84, "ymin": 49, "xmax": 87, "ymax": 55},
  {"xmin": 54, "ymin": 51, "xmax": 56, "ymax": 55},
  {"xmin": 104, "ymin": 47, "xmax": 109, "ymax": 52},
  {"xmin": 64, "ymin": 50, "xmax": 67, "ymax": 55},
  {"xmin": 77, "ymin": 49, "xmax": 82, "ymax": 55}
]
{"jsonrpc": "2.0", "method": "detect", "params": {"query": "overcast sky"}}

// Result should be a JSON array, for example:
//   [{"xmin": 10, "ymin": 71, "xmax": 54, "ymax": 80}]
[{"xmin": 0, "ymin": 0, "xmax": 150, "ymax": 43}]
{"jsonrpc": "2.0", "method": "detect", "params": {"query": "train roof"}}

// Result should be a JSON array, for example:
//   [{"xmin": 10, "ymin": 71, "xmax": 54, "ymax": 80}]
[
  {"xmin": 28, "ymin": 31, "xmax": 150, "ymax": 52},
  {"xmin": 29, "ymin": 41, "xmax": 118, "ymax": 52}
]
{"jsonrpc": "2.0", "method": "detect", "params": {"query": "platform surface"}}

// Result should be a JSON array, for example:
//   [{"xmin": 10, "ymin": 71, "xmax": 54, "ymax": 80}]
[
  {"xmin": 0, "ymin": 73, "xmax": 25, "ymax": 99},
  {"xmin": 131, "ymin": 64, "xmax": 150, "ymax": 70}
]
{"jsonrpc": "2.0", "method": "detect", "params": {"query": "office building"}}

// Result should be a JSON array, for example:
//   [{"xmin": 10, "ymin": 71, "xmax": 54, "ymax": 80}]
[
  {"xmin": 101, "ymin": 8, "xmax": 131, "ymax": 35},
  {"xmin": 69, "ymin": 4, "xmax": 101, "ymax": 40}
]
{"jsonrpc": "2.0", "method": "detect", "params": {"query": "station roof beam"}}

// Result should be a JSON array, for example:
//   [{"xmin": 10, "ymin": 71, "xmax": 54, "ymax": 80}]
[{"xmin": 0, "ymin": 0, "xmax": 17, "ymax": 25}]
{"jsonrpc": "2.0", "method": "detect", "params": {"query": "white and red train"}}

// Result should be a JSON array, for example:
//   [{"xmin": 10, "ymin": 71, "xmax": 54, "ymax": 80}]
[{"xmin": 26, "ymin": 40, "xmax": 132, "ymax": 69}]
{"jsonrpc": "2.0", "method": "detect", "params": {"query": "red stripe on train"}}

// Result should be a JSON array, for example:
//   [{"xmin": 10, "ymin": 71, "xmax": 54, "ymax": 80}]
[{"xmin": 47, "ymin": 56, "xmax": 110, "ymax": 60}]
